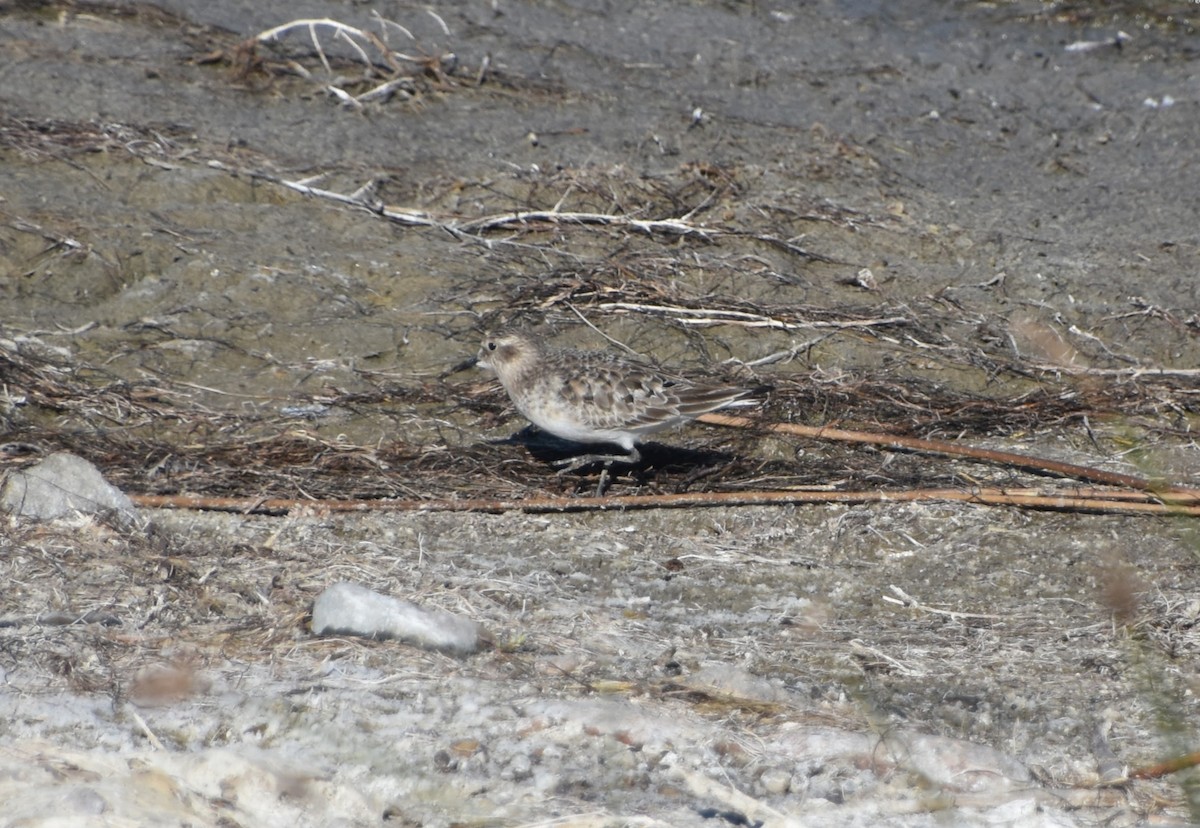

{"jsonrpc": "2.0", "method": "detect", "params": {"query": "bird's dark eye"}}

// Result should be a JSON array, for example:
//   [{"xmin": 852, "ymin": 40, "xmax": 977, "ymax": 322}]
[{"xmin": 488, "ymin": 342, "xmax": 497, "ymax": 351}]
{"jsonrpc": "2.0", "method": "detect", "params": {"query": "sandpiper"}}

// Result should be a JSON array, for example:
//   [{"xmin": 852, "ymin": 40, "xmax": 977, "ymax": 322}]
[{"xmin": 477, "ymin": 328, "xmax": 757, "ymax": 483}]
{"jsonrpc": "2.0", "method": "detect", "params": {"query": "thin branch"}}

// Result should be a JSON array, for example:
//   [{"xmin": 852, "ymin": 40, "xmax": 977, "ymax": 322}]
[
  {"xmin": 596, "ymin": 302, "xmax": 910, "ymax": 331},
  {"xmin": 1029, "ymin": 363, "xmax": 1200, "ymax": 379},
  {"xmin": 235, "ymin": 167, "xmax": 731, "ymax": 244},
  {"xmin": 369, "ymin": 10, "xmax": 414, "ymax": 42},
  {"xmin": 455, "ymin": 210, "xmax": 716, "ymax": 238},
  {"xmin": 129, "ymin": 709, "xmax": 166, "ymax": 751},
  {"xmin": 130, "ymin": 487, "xmax": 1200, "ymax": 516},
  {"xmin": 333, "ymin": 25, "xmax": 374, "ymax": 68},
  {"xmin": 882, "ymin": 586, "xmax": 1003, "ymax": 620},
  {"xmin": 565, "ymin": 303, "xmax": 641, "ymax": 356},
  {"xmin": 698, "ymin": 413, "xmax": 1197, "ymax": 499},
  {"xmin": 307, "ymin": 21, "xmax": 334, "ymax": 73},
  {"xmin": 425, "ymin": 8, "xmax": 451, "ymax": 36},
  {"xmin": 256, "ymin": 18, "xmax": 372, "ymax": 50},
  {"xmin": 1128, "ymin": 750, "xmax": 1200, "ymax": 780}
]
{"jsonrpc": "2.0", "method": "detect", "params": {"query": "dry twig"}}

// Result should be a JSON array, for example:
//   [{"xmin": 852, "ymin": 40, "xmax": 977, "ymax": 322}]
[
  {"xmin": 698, "ymin": 413, "xmax": 1195, "ymax": 499},
  {"xmin": 130, "ymin": 486, "xmax": 1200, "ymax": 517},
  {"xmin": 882, "ymin": 586, "xmax": 1003, "ymax": 620},
  {"xmin": 597, "ymin": 302, "xmax": 909, "ymax": 331},
  {"xmin": 1128, "ymin": 750, "xmax": 1200, "ymax": 780}
]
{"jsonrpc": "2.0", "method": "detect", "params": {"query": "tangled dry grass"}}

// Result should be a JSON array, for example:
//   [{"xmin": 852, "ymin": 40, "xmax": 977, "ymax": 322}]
[{"xmin": 3, "ymin": 316, "xmax": 1199, "ymax": 509}]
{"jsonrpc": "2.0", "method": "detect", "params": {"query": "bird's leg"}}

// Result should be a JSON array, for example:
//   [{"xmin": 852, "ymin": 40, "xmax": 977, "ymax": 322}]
[
  {"xmin": 552, "ymin": 444, "xmax": 643, "ymax": 477},
  {"xmin": 595, "ymin": 465, "xmax": 611, "ymax": 497}
]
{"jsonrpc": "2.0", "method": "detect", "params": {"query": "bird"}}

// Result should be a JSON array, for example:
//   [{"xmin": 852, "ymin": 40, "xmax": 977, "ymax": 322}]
[{"xmin": 476, "ymin": 328, "xmax": 758, "ymax": 487}]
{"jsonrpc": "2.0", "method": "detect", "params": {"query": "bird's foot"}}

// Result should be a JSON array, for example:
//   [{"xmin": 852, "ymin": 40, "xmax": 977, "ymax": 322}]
[
  {"xmin": 553, "ymin": 447, "xmax": 641, "ymax": 496},
  {"xmin": 551, "ymin": 453, "xmax": 630, "ymax": 474}
]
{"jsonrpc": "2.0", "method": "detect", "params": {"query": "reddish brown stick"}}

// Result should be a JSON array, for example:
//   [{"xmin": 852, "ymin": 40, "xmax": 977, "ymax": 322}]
[
  {"xmin": 699, "ymin": 413, "xmax": 1198, "ymax": 502},
  {"xmin": 130, "ymin": 487, "xmax": 1200, "ymax": 516},
  {"xmin": 1128, "ymin": 750, "xmax": 1200, "ymax": 780}
]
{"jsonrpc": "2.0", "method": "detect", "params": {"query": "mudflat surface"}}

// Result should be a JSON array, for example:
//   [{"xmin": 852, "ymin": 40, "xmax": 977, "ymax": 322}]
[{"xmin": 2, "ymin": 1, "xmax": 1200, "ymax": 825}]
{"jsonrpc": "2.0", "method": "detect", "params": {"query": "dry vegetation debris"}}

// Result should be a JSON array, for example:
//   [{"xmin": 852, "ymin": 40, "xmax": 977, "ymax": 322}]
[{"xmin": 3, "ymin": 321, "xmax": 1200, "ymax": 508}]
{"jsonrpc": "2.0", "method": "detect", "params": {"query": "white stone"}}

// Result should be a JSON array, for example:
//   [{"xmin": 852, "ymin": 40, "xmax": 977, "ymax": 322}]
[{"xmin": 311, "ymin": 582, "xmax": 481, "ymax": 654}]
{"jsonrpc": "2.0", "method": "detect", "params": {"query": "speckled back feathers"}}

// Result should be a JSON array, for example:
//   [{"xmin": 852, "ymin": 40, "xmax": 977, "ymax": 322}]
[{"xmin": 477, "ymin": 329, "xmax": 755, "ymax": 450}]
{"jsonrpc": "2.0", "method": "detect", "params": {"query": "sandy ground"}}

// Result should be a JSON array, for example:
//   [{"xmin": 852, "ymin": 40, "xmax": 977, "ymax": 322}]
[{"xmin": 2, "ymin": 0, "xmax": 1200, "ymax": 825}]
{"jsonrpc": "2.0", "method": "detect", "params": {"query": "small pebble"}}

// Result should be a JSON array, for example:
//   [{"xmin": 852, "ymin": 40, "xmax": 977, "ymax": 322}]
[{"xmin": 759, "ymin": 767, "xmax": 791, "ymax": 795}]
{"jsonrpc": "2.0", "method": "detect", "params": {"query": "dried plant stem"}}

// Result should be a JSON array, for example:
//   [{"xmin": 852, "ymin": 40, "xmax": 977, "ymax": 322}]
[
  {"xmin": 1030, "ymin": 363, "xmax": 1200, "ymax": 379},
  {"xmin": 232, "ymin": 168, "xmax": 714, "ymax": 242},
  {"xmin": 230, "ymin": 167, "xmax": 855, "ymax": 251},
  {"xmin": 255, "ymin": 19, "xmax": 378, "ymax": 74},
  {"xmin": 455, "ymin": 211, "xmax": 713, "ymax": 238},
  {"xmin": 698, "ymin": 413, "xmax": 1196, "ymax": 500},
  {"xmin": 882, "ymin": 586, "xmax": 1003, "ymax": 620},
  {"xmin": 1128, "ymin": 750, "xmax": 1200, "ymax": 779},
  {"xmin": 597, "ymin": 301, "xmax": 909, "ymax": 330},
  {"xmin": 131, "ymin": 487, "xmax": 1200, "ymax": 516}
]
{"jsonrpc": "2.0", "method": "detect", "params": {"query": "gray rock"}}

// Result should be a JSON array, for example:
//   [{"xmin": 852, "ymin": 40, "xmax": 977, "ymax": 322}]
[
  {"xmin": 311, "ymin": 582, "xmax": 481, "ymax": 655},
  {"xmin": 0, "ymin": 452, "xmax": 137, "ymax": 525}
]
